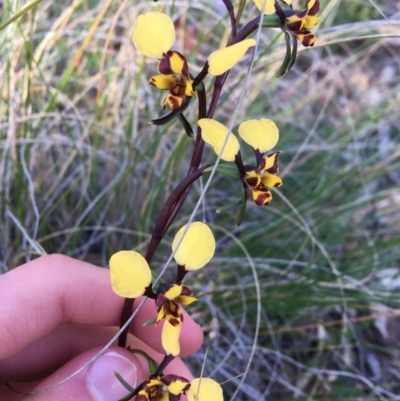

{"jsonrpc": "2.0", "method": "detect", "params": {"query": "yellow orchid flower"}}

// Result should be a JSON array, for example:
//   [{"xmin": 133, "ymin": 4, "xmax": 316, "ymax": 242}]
[
  {"xmin": 198, "ymin": 118, "xmax": 282, "ymax": 206},
  {"xmin": 132, "ymin": 12, "xmax": 257, "ymax": 109},
  {"xmin": 136, "ymin": 374, "xmax": 223, "ymax": 401},
  {"xmin": 132, "ymin": 12, "xmax": 194, "ymax": 110},
  {"xmin": 136, "ymin": 374, "xmax": 190, "ymax": 401},
  {"xmin": 252, "ymin": 0, "xmax": 320, "ymax": 47},
  {"xmin": 109, "ymin": 222, "xmax": 215, "ymax": 356},
  {"xmin": 284, "ymin": 0, "xmax": 320, "ymax": 47},
  {"xmin": 157, "ymin": 283, "xmax": 197, "ymax": 356}
]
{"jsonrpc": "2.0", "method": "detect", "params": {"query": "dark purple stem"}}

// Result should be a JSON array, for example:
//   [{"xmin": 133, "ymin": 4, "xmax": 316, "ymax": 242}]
[
  {"xmin": 161, "ymin": 84, "xmax": 207, "ymax": 236},
  {"xmin": 222, "ymin": 0, "xmax": 237, "ymax": 37}
]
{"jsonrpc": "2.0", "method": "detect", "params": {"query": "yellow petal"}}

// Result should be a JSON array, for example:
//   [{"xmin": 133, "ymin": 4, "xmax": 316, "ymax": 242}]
[
  {"xmin": 208, "ymin": 39, "xmax": 256, "ymax": 76},
  {"xmin": 198, "ymin": 118, "xmax": 240, "ymax": 162},
  {"xmin": 172, "ymin": 222, "xmax": 216, "ymax": 271},
  {"xmin": 149, "ymin": 74, "xmax": 176, "ymax": 90},
  {"xmin": 261, "ymin": 172, "xmax": 283, "ymax": 188},
  {"xmin": 176, "ymin": 295, "xmax": 197, "ymax": 305},
  {"xmin": 109, "ymin": 251, "xmax": 151, "ymax": 298},
  {"xmin": 252, "ymin": 0, "xmax": 276, "ymax": 14},
  {"xmin": 165, "ymin": 284, "xmax": 183, "ymax": 300},
  {"xmin": 186, "ymin": 378, "xmax": 223, "ymax": 401},
  {"xmin": 304, "ymin": 15, "xmax": 319, "ymax": 29},
  {"xmin": 162, "ymin": 321, "xmax": 181, "ymax": 356},
  {"xmin": 166, "ymin": 378, "xmax": 190, "ymax": 395},
  {"xmin": 156, "ymin": 306, "xmax": 165, "ymax": 323},
  {"xmin": 132, "ymin": 12, "xmax": 175, "ymax": 58},
  {"xmin": 169, "ymin": 51, "xmax": 186, "ymax": 74},
  {"xmin": 185, "ymin": 80, "xmax": 195, "ymax": 97},
  {"xmin": 238, "ymin": 118, "xmax": 279, "ymax": 153},
  {"xmin": 146, "ymin": 378, "xmax": 163, "ymax": 387}
]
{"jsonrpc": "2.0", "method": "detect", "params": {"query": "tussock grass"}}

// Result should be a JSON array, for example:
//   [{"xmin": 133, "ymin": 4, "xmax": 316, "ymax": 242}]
[{"xmin": 1, "ymin": 0, "xmax": 400, "ymax": 399}]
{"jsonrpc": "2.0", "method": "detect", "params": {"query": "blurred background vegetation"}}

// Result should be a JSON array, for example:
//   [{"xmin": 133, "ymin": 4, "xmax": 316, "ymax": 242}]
[{"xmin": 1, "ymin": 0, "xmax": 400, "ymax": 399}]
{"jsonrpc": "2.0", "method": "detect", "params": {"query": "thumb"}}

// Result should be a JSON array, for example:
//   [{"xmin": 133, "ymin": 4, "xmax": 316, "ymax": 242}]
[{"xmin": 22, "ymin": 346, "xmax": 145, "ymax": 401}]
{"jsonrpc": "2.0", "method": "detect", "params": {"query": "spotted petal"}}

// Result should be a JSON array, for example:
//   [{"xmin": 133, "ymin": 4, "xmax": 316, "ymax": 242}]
[
  {"xmin": 109, "ymin": 251, "xmax": 151, "ymax": 298},
  {"xmin": 198, "ymin": 118, "xmax": 240, "ymax": 162},
  {"xmin": 297, "ymin": 31, "xmax": 316, "ymax": 47},
  {"xmin": 258, "ymin": 152, "xmax": 280, "ymax": 174},
  {"xmin": 163, "ymin": 375, "xmax": 190, "ymax": 395},
  {"xmin": 238, "ymin": 118, "xmax": 279, "ymax": 153},
  {"xmin": 172, "ymin": 222, "xmax": 216, "ymax": 270},
  {"xmin": 186, "ymin": 378, "xmax": 224, "ymax": 401},
  {"xmin": 208, "ymin": 39, "xmax": 256, "ymax": 76},
  {"xmin": 132, "ymin": 12, "xmax": 175, "ymax": 58},
  {"xmin": 251, "ymin": 187, "xmax": 273, "ymax": 206},
  {"xmin": 163, "ymin": 86, "xmax": 186, "ymax": 110},
  {"xmin": 261, "ymin": 172, "xmax": 282, "ymax": 188},
  {"xmin": 149, "ymin": 74, "xmax": 176, "ymax": 90},
  {"xmin": 158, "ymin": 51, "xmax": 189, "ymax": 76},
  {"xmin": 162, "ymin": 321, "xmax": 181, "ymax": 356}
]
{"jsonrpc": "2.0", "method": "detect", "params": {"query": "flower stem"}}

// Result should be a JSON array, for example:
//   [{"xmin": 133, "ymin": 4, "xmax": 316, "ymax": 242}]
[{"xmin": 118, "ymin": 166, "xmax": 208, "ymax": 347}]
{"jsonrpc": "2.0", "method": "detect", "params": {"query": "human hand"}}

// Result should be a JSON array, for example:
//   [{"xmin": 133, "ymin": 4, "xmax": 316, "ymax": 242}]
[{"xmin": 0, "ymin": 254, "xmax": 203, "ymax": 400}]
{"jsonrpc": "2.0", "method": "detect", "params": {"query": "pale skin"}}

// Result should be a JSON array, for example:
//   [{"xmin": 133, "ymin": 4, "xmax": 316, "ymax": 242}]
[{"xmin": 0, "ymin": 254, "xmax": 203, "ymax": 401}]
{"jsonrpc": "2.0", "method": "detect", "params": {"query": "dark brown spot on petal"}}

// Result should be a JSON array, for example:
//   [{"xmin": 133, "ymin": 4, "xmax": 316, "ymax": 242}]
[
  {"xmin": 245, "ymin": 176, "xmax": 259, "ymax": 187},
  {"xmin": 158, "ymin": 52, "xmax": 173, "ymax": 75},
  {"xmin": 301, "ymin": 33, "xmax": 314, "ymax": 47},
  {"xmin": 255, "ymin": 191, "xmax": 272, "ymax": 206},
  {"xmin": 166, "ymin": 95, "xmax": 180, "ymax": 111},
  {"xmin": 286, "ymin": 20, "xmax": 303, "ymax": 31},
  {"xmin": 168, "ymin": 316, "xmax": 182, "ymax": 326}
]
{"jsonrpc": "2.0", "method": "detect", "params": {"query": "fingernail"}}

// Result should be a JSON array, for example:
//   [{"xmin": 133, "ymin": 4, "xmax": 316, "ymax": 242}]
[{"xmin": 86, "ymin": 351, "xmax": 137, "ymax": 401}]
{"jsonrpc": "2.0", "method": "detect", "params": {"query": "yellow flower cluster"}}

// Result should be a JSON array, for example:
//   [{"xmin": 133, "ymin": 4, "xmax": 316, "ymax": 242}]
[
  {"xmin": 199, "ymin": 118, "xmax": 282, "ymax": 206},
  {"xmin": 108, "ymin": 1, "xmax": 323, "ymax": 399},
  {"xmin": 110, "ymin": 222, "xmax": 215, "ymax": 356}
]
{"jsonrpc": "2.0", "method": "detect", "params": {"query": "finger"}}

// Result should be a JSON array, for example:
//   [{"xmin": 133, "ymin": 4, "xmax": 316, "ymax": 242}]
[
  {"xmin": 0, "ymin": 324, "xmax": 118, "ymax": 383},
  {"xmin": 2, "ymin": 337, "xmax": 193, "ymax": 401},
  {"xmin": 0, "ymin": 254, "xmax": 203, "ymax": 360},
  {"xmin": 23, "ymin": 344, "xmax": 191, "ymax": 401}
]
